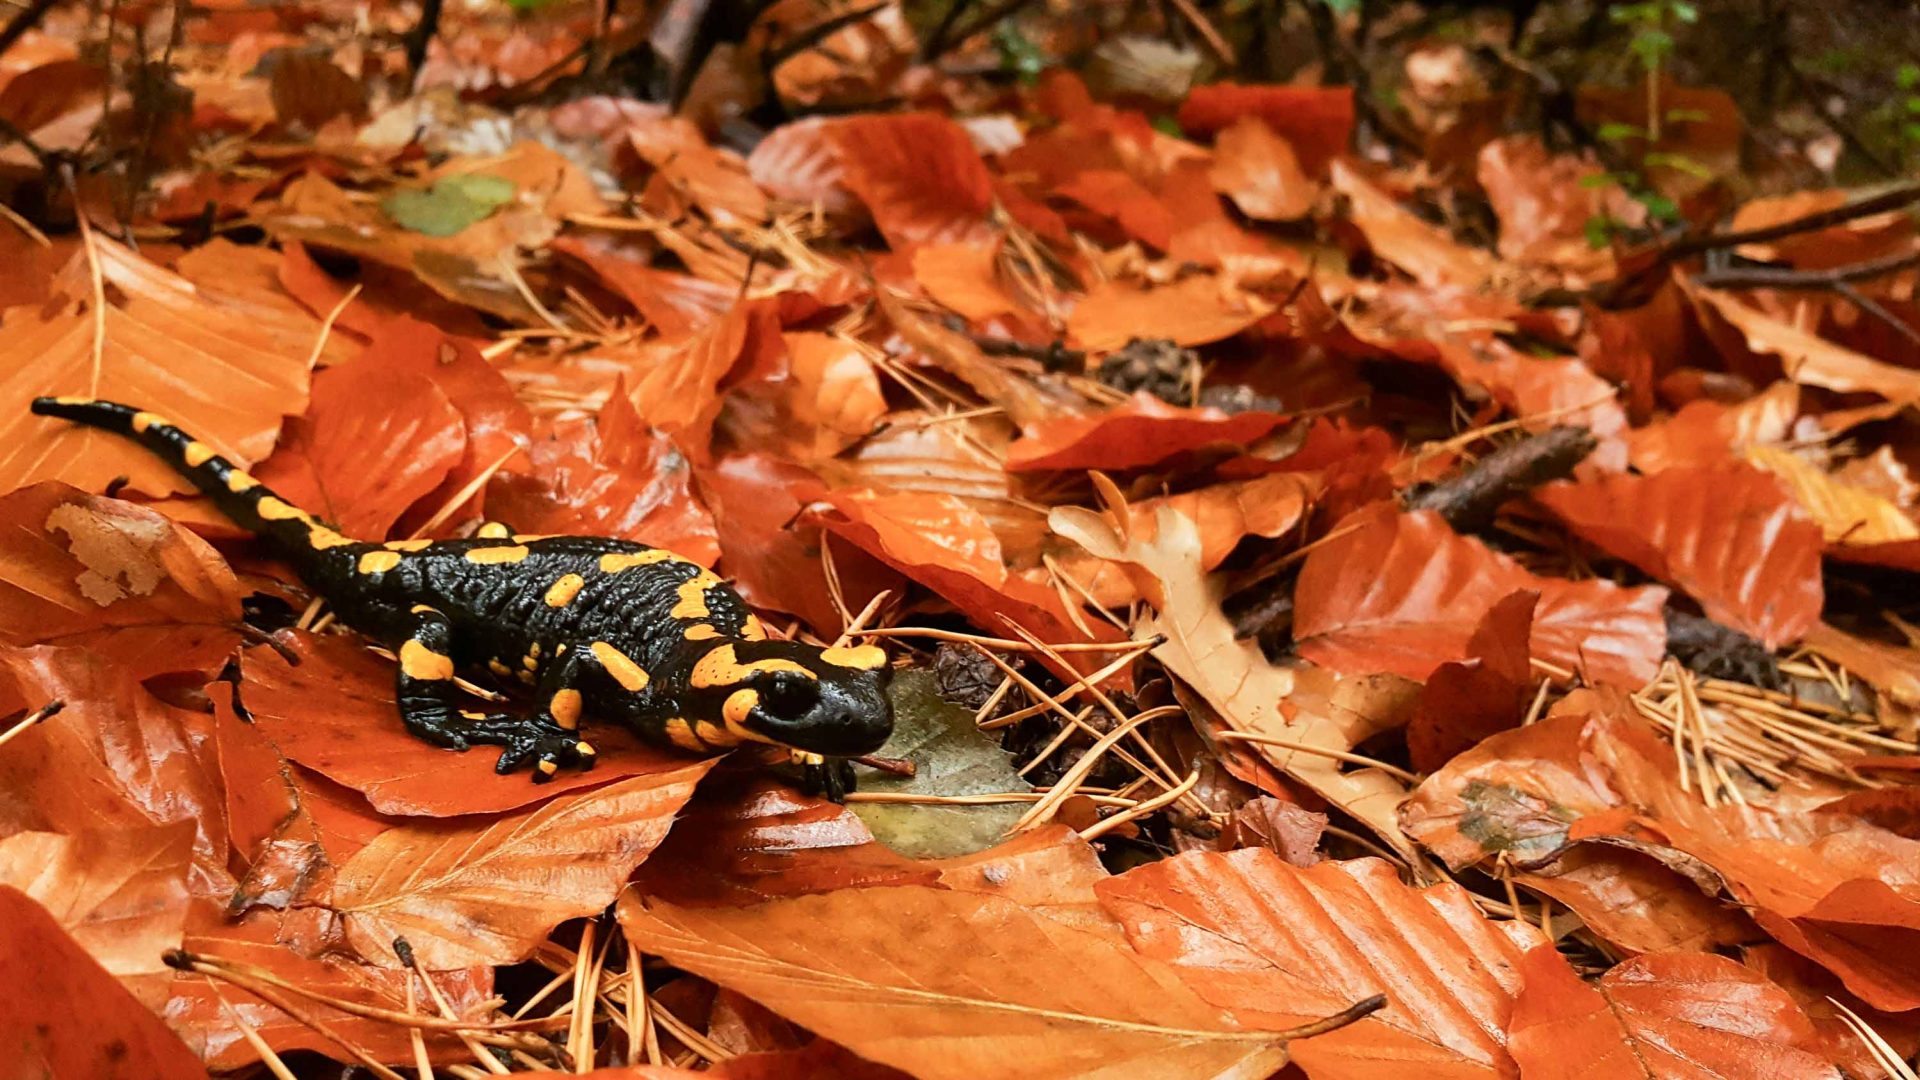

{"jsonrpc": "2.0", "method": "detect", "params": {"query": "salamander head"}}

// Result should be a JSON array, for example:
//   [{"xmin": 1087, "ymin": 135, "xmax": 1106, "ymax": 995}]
[{"xmin": 679, "ymin": 638, "xmax": 893, "ymax": 755}]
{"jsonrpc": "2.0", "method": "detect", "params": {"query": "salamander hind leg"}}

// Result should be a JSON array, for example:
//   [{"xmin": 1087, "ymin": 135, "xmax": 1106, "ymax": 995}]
[{"xmin": 394, "ymin": 608, "xmax": 589, "ymax": 781}]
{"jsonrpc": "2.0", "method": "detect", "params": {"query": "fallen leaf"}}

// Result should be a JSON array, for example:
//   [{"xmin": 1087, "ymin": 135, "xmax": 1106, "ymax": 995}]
[
  {"xmin": 0, "ymin": 482, "xmax": 243, "ymax": 679},
  {"xmin": 1293, "ymin": 503, "xmax": 1667, "ymax": 686},
  {"xmin": 1745, "ymin": 445, "xmax": 1919, "ymax": 545},
  {"xmin": 0, "ymin": 885, "xmax": 207, "ymax": 1079},
  {"xmin": 240, "ymin": 631, "xmax": 705, "ymax": 817},
  {"xmin": 1692, "ymin": 286, "xmax": 1920, "ymax": 404},
  {"xmin": 827, "ymin": 113, "xmax": 998, "ymax": 249},
  {"xmin": 1210, "ymin": 116, "xmax": 1318, "ymax": 221},
  {"xmin": 1506, "ymin": 946, "xmax": 1837, "ymax": 1080},
  {"xmin": 1406, "ymin": 590, "xmax": 1537, "ymax": 773},
  {"xmin": 1, "ymin": 235, "xmax": 314, "ymax": 496},
  {"xmin": 1533, "ymin": 466, "xmax": 1822, "ymax": 648},
  {"xmin": 913, "ymin": 239, "xmax": 1024, "ymax": 322},
  {"xmin": 1067, "ymin": 276, "xmax": 1272, "ymax": 351},
  {"xmin": 0, "ymin": 823, "xmax": 194, "ymax": 1006},
  {"xmin": 331, "ymin": 763, "xmax": 713, "ymax": 967},
  {"xmin": 1007, "ymin": 392, "xmax": 1289, "ymax": 472},
  {"xmin": 619, "ymin": 884, "xmax": 1333, "ymax": 1080},
  {"xmin": 1100, "ymin": 850, "xmax": 1542, "ymax": 1080},
  {"xmin": 1331, "ymin": 162, "xmax": 1494, "ymax": 290},
  {"xmin": 1178, "ymin": 83, "xmax": 1355, "ymax": 174}
]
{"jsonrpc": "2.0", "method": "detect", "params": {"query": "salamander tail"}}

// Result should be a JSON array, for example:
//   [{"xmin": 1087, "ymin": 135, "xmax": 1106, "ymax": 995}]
[{"xmin": 30, "ymin": 397, "xmax": 357, "ymax": 558}]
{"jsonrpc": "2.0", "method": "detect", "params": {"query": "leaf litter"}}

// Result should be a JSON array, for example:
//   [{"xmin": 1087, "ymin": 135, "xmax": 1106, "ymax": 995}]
[{"xmin": 1, "ymin": 0, "xmax": 1919, "ymax": 1076}]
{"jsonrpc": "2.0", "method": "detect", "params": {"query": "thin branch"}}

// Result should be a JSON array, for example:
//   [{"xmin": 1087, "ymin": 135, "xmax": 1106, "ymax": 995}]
[
  {"xmin": 1691, "ymin": 249, "xmax": 1920, "ymax": 290},
  {"xmin": 764, "ymin": 2, "xmax": 889, "ymax": 69},
  {"xmin": 0, "ymin": 0, "xmax": 60, "ymax": 59}
]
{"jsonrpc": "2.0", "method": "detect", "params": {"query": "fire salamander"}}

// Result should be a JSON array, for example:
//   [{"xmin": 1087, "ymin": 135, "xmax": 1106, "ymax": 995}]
[{"xmin": 31, "ymin": 397, "xmax": 893, "ymax": 795}]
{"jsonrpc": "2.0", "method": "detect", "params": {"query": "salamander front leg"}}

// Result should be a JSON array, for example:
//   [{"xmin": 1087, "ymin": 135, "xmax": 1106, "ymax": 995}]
[{"xmin": 394, "ymin": 608, "xmax": 589, "ymax": 781}]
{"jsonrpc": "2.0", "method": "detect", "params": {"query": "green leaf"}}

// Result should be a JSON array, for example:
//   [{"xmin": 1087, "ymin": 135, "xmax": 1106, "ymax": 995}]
[
  {"xmin": 848, "ymin": 670, "xmax": 1032, "ymax": 859},
  {"xmin": 1585, "ymin": 214, "xmax": 1615, "ymax": 250},
  {"xmin": 1635, "ymin": 191, "xmax": 1680, "ymax": 221},
  {"xmin": 1319, "ymin": 0, "xmax": 1361, "ymax": 12},
  {"xmin": 1149, "ymin": 114, "xmax": 1184, "ymax": 138},
  {"xmin": 1664, "ymin": 107, "xmax": 1711, "ymax": 124},
  {"xmin": 1578, "ymin": 172, "xmax": 1625, "ymax": 189},
  {"xmin": 381, "ymin": 173, "xmax": 517, "ymax": 237},
  {"xmin": 1596, "ymin": 122, "xmax": 1646, "ymax": 143},
  {"xmin": 1897, "ymin": 62, "xmax": 1920, "ymax": 89},
  {"xmin": 1670, "ymin": 1, "xmax": 1699, "ymax": 23}
]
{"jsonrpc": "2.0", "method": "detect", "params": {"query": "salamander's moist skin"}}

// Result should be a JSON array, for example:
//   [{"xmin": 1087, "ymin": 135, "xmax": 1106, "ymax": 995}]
[{"xmin": 31, "ymin": 397, "xmax": 894, "ymax": 788}]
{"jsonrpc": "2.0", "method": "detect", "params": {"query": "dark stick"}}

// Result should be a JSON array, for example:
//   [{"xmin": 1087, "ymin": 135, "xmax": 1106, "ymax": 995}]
[
  {"xmin": 0, "ymin": 0, "xmax": 60, "ymax": 60},
  {"xmin": 1691, "ymin": 249, "xmax": 1920, "ymax": 291},
  {"xmin": 404, "ymin": 0, "xmax": 445, "ymax": 89},
  {"xmin": 919, "ymin": 0, "xmax": 976, "ymax": 61},
  {"xmin": 764, "ymin": 2, "xmax": 889, "ymax": 69},
  {"xmin": 1664, "ymin": 610, "xmax": 1783, "ymax": 691},
  {"xmin": 1662, "ymin": 180, "xmax": 1920, "ymax": 261},
  {"xmin": 1404, "ymin": 426, "xmax": 1599, "ymax": 534},
  {"xmin": 925, "ymin": 0, "xmax": 1041, "ymax": 63}
]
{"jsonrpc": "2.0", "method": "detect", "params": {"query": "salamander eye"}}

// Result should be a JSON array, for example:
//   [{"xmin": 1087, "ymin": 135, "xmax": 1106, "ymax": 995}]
[{"xmin": 757, "ymin": 672, "xmax": 819, "ymax": 720}]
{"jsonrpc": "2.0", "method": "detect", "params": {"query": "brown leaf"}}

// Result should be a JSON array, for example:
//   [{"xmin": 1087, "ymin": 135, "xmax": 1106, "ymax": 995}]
[
  {"xmin": 1100, "ymin": 850, "xmax": 1542, "ymax": 1080},
  {"xmin": 1507, "ymin": 946, "xmax": 1837, "ymax": 1080},
  {"xmin": 1007, "ymin": 392, "xmax": 1289, "ymax": 472},
  {"xmin": 1745, "ymin": 445, "xmax": 1919, "ymax": 545},
  {"xmin": 241, "ymin": 631, "xmax": 704, "ymax": 817},
  {"xmin": 913, "ymin": 239, "xmax": 1024, "ymax": 323},
  {"xmin": 826, "ymin": 113, "xmax": 998, "ymax": 249},
  {"xmin": 555, "ymin": 236, "xmax": 735, "ymax": 339},
  {"xmin": 0, "ymin": 482, "xmax": 243, "ymax": 679},
  {"xmin": 1066, "ymin": 276, "xmax": 1272, "ymax": 351},
  {"xmin": 1533, "ymin": 466, "xmax": 1822, "ymax": 648},
  {"xmin": 0, "ymin": 824, "xmax": 194, "ymax": 1006},
  {"xmin": 1330, "ymin": 162, "xmax": 1494, "ymax": 290},
  {"xmin": 1, "ymin": 235, "xmax": 314, "ymax": 496},
  {"xmin": 1691, "ymin": 286, "xmax": 1920, "ymax": 404},
  {"xmin": 1177, "ymin": 83, "xmax": 1355, "ymax": 174},
  {"xmin": 331, "ymin": 764, "xmax": 712, "ymax": 967},
  {"xmin": 255, "ymin": 355, "xmax": 467, "ymax": 540},
  {"xmin": 1293, "ymin": 504, "xmax": 1667, "ymax": 686},
  {"xmin": 1210, "ymin": 116, "xmax": 1318, "ymax": 221},
  {"xmin": 1406, "ymin": 590, "xmax": 1537, "ymax": 773},
  {"xmin": 0, "ymin": 886, "xmax": 207, "ymax": 1079},
  {"xmin": 619, "ymin": 884, "xmax": 1330, "ymax": 1080},
  {"xmin": 1476, "ymin": 136, "xmax": 1617, "ymax": 281}
]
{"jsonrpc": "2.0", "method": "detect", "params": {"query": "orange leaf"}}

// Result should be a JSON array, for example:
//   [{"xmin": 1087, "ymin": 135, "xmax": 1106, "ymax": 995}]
[
  {"xmin": 720, "ymin": 330, "xmax": 887, "ymax": 462},
  {"xmin": 1, "ymin": 235, "xmax": 314, "ymax": 496},
  {"xmin": 330, "ymin": 763, "xmax": 713, "ymax": 968},
  {"xmin": 167, "ymin": 909, "xmax": 493, "ymax": 1069},
  {"xmin": 912, "ymin": 240, "xmax": 1023, "ymax": 323},
  {"xmin": 0, "ymin": 824, "xmax": 194, "ymax": 1007},
  {"xmin": 619, "ymin": 885, "xmax": 1333, "ymax": 1080},
  {"xmin": 1406, "ymin": 590, "xmax": 1537, "ymax": 773},
  {"xmin": 1210, "ymin": 116, "xmax": 1317, "ymax": 221},
  {"xmin": 488, "ymin": 383, "xmax": 720, "ymax": 564},
  {"xmin": 554, "ymin": 235, "xmax": 734, "ymax": 339},
  {"xmin": 1054, "ymin": 168, "xmax": 1174, "ymax": 250},
  {"xmin": 0, "ymin": 886, "xmax": 206, "ymax": 1079},
  {"xmin": 1533, "ymin": 466, "xmax": 1822, "ymax": 648},
  {"xmin": 1293, "ymin": 504, "xmax": 1668, "ymax": 686},
  {"xmin": 608, "ymin": 1042, "xmax": 912, "ymax": 1079},
  {"xmin": 1691, "ymin": 286, "xmax": 1920, "ymax": 403},
  {"xmin": 746, "ymin": 116, "xmax": 858, "ymax": 215},
  {"xmin": 626, "ymin": 301, "xmax": 783, "ymax": 464},
  {"xmin": 241, "ymin": 632, "xmax": 706, "ymax": 817},
  {"xmin": 1330, "ymin": 162, "xmax": 1495, "ymax": 290},
  {"xmin": 1177, "ymin": 83, "xmax": 1355, "ymax": 174},
  {"xmin": 255, "ymin": 355, "xmax": 467, "ymax": 540},
  {"xmin": 1100, "ymin": 850, "xmax": 1542, "ymax": 1080},
  {"xmin": 0, "ymin": 483, "xmax": 243, "ymax": 680},
  {"xmin": 826, "ymin": 113, "xmax": 997, "ymax": 249},
  {"xmin": 1507, "ymin": 947, "xmax": 1837, "ymax": 1080},
  {"xmin": 1067, "ymin": 276, "xmax": 1271, "ymax": 351},
  {"xmin": 1476, "ymin": 136, "xmax": 1617, "ymax": 281},
  {"xmin": 1006, "ymin": 392, "xmax": 1289, "ymax": 472}
]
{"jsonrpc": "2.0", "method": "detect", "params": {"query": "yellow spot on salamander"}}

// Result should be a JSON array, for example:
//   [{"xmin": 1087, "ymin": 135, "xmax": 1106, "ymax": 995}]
[
  {"xmin": 575, "ymin": 741, "xmax": 595, "ymax": 757},
  {"xmin": 183, "ymin": 442, "xmax": 215, "ymax": 467},
  {"xmin": 721, "ymin": 689, "xmax": 779, "ymax": 743},
  {"xmin": 522, "ymin": 652, "xmax": 539, "ymax": 671},
  {"xmin": 131, "ymin": 411, "xmax": 165, "ymax": 433},
  {"xmin": 459, "ymin": 710, "xmax": 490, "ymax": 720},
  {"xmin": 476, "ymin": 522, "xmax": 512, "ymax": 539},
  {"xmin": 308, "ymin": 527, "xmax": 356, "ymax": 549},
  {"xmin": 599, "ymin": 550, "xmax": 680, "ymax": 573},
  {"xmin": 690, "ymin": 645, "xmax": 814, "ymax": 689},
  {"xmin": 357, "ymin": 550, "xmax": 403, "ymax": 574},
  {"xmin": 683, "ymin": 623, "xmax": 720, "ymax": 641},
  {"xmin": 740, "ymin": 615, "xmax": 768, "ymax": 641},
  {"xmin": 411, "ymin": 604, "xmax": 439, "ymax": 615},
  {"xmin": 488, "ymin": 659, "xmax": 512, "ymax": 677},
  {"xmin": 385, "ymin": 538, "xmax": 433, "ymax": 551},
  {"xmin": 512, "ymin": 534, "xmax": 555, "ymax": 543},
  {"xmin": 697, "ymin": 719, "xmax": 744, "ymax": 747},
  {"xmin": 590, "ymin": 641, "xmax": 650, "ymax": 692},
  {"xmin": 669, "ymin": 572, "xmax": 721, "ymax": 620},
  {"xmin": 545, "ymin": 574, "xmax": 586, "ymax": 607},
  {"xmin": 537, "ymin": 760, "xmax": 558, "ymax": 775},
  {"xmin": 465, "ymin": 545, "xmax": 530, "ymax": 565},
  {"xmin": 255, "ymin": 497, "xmax": 307, "ymax": 522},
  {"xmin": 820, "ymin": 644, "xmax": 888, "ymax": 670},
  {"xmin": 517, "ymin": 670, "xmax": 536, "ymax": 685},
  {"xmin": 549, "ymin": 688, "xmax": 583, "ymax": 730},
  {"xmin": 662, "ymin": 717, "xmax": 707, "ymax": 751},
  {"xmin": 399, "ymin": 640, "xmax": 454, "ymax": 681},
  {"xmin": 226, "ymin": 471, "xmax": 259, "ymax": 493}
]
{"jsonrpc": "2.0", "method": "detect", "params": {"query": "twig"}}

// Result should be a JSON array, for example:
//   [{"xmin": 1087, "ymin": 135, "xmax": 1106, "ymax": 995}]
[
  {"xmin": 0, "ymin": 700, "xmax": 62, "ymax": 751},
  {"xmin": 925, "ymin": 0, "xmax": 1042, "ymax": 63},
  {"xmin": 1691, "ymin": 249, "xmax": 1920, "ymax": 290},
  {"xmin": 404, "ymin": 0, "xmax": 446, "ymax": 89},
  {"xmin": 764, "ymin": 2, "xmax": 889, "ymax": 69},
  {"xmin": 1664, "ymin": 180, "xmax": 1920, "ymax": 261},
  {"xmin": 918, "ymin": 0, "xmax": 976, "ymax": 61},
  {"xmin": 0, "ymin": 0, "xmax": 60, "ymax": 59},
  {"xmin": 1403, "ymin": 426, "xmax": 1597, "ymax": 534}
]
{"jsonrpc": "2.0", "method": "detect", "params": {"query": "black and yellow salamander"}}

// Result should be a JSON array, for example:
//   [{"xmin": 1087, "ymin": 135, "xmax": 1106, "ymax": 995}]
[{"xmin": 31, "ymin": 397, "xmax": 893, "ymax": 793}]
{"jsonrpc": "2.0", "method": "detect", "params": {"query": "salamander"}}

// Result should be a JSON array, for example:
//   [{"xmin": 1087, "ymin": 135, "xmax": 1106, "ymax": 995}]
[{"xmin": 30, "ymin": 397, "xmax": 893, "ymax": 794}]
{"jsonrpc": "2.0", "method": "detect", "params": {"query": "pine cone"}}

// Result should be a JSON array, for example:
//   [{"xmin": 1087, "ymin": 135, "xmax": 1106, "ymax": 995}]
[{"xmin": 1096, "ymin": 338, "xmax": 1198, "ymax": 404}]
